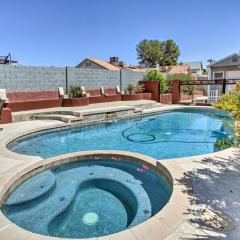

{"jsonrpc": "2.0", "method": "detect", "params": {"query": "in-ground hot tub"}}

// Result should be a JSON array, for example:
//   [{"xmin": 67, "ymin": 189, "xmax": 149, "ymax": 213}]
[{"xmin": 0, "ymin": 152, "xmax": 172, "ymax": 239}]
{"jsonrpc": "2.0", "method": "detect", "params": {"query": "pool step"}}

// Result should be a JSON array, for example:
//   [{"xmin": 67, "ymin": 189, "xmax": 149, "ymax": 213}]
[
  {"xmin": 134, "ymin": 107, "xmax": 143, "ymax": 113},
  {"xmin": 33, "ymin": 103, "xmax": 162, "ymax": 123},
  {"xmin": 34, "ymin": 114, "xmax": 83, "ymax": 123}
]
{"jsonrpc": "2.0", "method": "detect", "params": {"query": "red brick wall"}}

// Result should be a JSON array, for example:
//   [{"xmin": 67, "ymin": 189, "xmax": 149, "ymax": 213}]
[
  {"xmin": 105, "ymin": 88, "xmax": 117, "ymax": 95},
  {"xmin": 0, "ymin": 108, "xmax": 12, "ymax": 124},
  {"xmin": 140, "ymin": 92, "xmax": 152, "ymax": 100},
  {"xmin": 7, "ymin": 90, "xmax": 59, "ymax": 102},
  {"xmin": 6, "ymin": 99, "xmax": 62, "ymax": 112},
  {"xmin": 160, "ymin": 94, "xmax": 172, "ymax": 104},
  {"xmin": 172, "ymin": 80, "xmax": 180, "ymax": 104},
  {"xmin": 139, "ymin": 80, "xmax": 160, "ymax": 102},
  {"xmin": 87, "ymin": 89, "xmax": 102, "ymax": 96}
]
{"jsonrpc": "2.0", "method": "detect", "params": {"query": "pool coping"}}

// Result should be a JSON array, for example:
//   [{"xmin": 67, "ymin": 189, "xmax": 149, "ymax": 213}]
[{"xmin": 0, "ymin": 105, "xmax": 236, "ymax": 240}]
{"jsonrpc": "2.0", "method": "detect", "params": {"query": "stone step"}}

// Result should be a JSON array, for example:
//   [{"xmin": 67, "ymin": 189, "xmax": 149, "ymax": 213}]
[
  {"xmin": 134, "ymin": 107, "xmax": 143, "ymax": 113},
  {"xmin": 34, "ymin": 114, "xmax": 83, "ymax": 123}
]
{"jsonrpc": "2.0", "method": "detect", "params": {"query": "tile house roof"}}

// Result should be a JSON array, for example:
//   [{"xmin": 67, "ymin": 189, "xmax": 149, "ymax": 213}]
[
  {"xmin": 87, "ymin": 58, "xmax": 120, "ymax": 70},
  {"xmin": 77, "ymin": 58, "xmax": 148, "ymax": 71},
  {"xmin": 167, "ymin": 65, "xmax": 191, "ymax": 74},
  {"xmin": 208, "ymin": 53, "xmax": 240, "ymax": 67}
]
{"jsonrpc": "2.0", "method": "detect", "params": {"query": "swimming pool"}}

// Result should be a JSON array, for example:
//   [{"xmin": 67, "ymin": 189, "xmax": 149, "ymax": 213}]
[
  {"xmin": 1, "ymin": 155, "xmax": 172, "ymax": 238},
  {"xmin": 8, "ymin": 108, "xmax": 233, "ymax": 159}
]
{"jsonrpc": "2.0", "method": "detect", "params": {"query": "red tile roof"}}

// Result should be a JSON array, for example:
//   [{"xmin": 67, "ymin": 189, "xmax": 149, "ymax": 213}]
[
  {"xmin": 88, "ymin": 58, "xmax": 120, "ymax": 70},
  {"xmin": 77, "ymin": 58, "xmax": 146, "ymax": 71},
  {"xmin": 167, "ymin": 65, "xmax": 190, "ymax": 74}
]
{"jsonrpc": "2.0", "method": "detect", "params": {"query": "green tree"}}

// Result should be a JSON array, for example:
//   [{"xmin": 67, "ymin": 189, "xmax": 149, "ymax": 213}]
[
  {"xmin": 144, "ymin": 69, "xmax": 168, "ymax": 93},
  {"xmin": 161, "ymin": 40, "xmax": 180, "ymax": 66},
  {"xmin": 136, "ymin": 39, "xmax": 164, "ymax": 67},
  {"xmin": 167, "ymin": 74, "xmax": 196, "ymax": 95},
  {"xmin": 207, "ymin": 59, "xmax": 215, "ymax": 64},
  {"xmin": 136, "ymin": 39, "xmax": 180, "ymax": 67}
]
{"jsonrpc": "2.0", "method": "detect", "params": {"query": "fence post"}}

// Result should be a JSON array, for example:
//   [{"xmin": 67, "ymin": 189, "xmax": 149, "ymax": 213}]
[
  {"xmin": 172, "ymin": 80, "xmax": 180, "ymax": 104},
  {"xmin": 65, "ymin": 66, "xmax": 68, "ymax": 94},
  {"xmin": 222, "ymin": 79, "xmax": 226, "ymax": 94},
  {"xmin": 119, "ymin": 69, "xmax": 122, "ymax": 90}
]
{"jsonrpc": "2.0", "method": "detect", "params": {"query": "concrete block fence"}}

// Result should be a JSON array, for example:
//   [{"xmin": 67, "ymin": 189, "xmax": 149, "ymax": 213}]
[{"xmin": 0, "ymin": 65, "xmax": 146, "ymax": 92}]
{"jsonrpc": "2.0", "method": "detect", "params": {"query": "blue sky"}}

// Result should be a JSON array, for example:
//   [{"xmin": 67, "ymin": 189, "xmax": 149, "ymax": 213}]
[{"xmin": 1, "ymin": 0, "xmax": 239, "ymax": 67}]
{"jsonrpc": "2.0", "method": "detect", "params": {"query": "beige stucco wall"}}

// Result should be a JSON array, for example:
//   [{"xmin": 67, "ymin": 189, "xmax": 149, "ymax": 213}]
[{"xmin": 210, "ymin": 65, "xmax": 240, "ymax": 79}]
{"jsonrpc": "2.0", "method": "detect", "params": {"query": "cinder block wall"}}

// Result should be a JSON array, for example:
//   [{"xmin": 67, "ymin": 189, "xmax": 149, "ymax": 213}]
[
  {"xmin": 0, "ymin": 65, "xmax": 146, "ymax": 91},
  {"xmin": 68, "ymin": 68, "xmax": 120, "ymax": 89},
  {"xmin": 121, "ymin": 70, "xmax": 146, "ymax": 89},
  {"xmin": 0, "ymin": 65, "xmax": 66, "ymax": 91}
]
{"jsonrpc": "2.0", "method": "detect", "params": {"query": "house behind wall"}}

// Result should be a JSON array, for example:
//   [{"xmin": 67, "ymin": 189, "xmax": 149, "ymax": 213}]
[{"xmin": 208, "ymin": 53, "xmax": 240, "ymax": 94}]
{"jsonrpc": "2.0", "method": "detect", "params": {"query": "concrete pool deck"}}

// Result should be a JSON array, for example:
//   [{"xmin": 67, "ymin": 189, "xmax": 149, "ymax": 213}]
[{"xmin": 0, "ymin": 102, "xmax": 239, "ymax": 239}]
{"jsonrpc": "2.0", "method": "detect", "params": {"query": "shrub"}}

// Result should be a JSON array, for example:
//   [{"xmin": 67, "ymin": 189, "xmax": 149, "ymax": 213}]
[
  {"xmin": 143, "ymin": 69, "xmax": 168, "ymax": 93},
  {"xmin": 234, "ymin": 82, "xmax": 240, "ymax": 92},
  {"xmin": 134, "ymin": 83, "xmax": 145, "ymax": 93},
  {"xmin": 69, "ymin": 86, "xmax": 83, "ymax": 98},
  {"xmin": 167, "ymin": 73, "xmax": 196, "ymax": 95},
  {"xmin": 213, "ymin": 92, "xmax": 240, "ymax": 147},
  {"xmin": 126, "ymin": 84, "xmax": 135, "ymax": 94},
  {"xmin": 126, "ymin": 83, "xmax": 144, "ymax": 94}
]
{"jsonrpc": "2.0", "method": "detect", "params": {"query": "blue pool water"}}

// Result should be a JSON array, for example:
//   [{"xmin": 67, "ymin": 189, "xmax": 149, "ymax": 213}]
[
  {"xmin": 8, "ymin": 108, "xmax": 233, "ymax": 159},
  {"xmin": 1, "ymin": 159, "xmax": 172, "ymax": 238}
]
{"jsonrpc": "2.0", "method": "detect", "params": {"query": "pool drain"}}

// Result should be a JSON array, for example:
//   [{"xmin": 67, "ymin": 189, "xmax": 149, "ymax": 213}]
[{"xmin": 83, "ymin": 212, "xmax": 99, "ymax": 225}]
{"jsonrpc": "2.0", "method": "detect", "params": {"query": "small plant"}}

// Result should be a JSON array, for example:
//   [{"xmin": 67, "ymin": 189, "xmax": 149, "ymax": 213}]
[
  {"xmin": 126, "ymin": 83, "xmax": 144, "ymax": 94},
  {"xmin": 144, "ymin": 69, "xmax": 168, "ymax": 93},
  {"xmin": 134, "ymin": 83, "xmax": 145, "ymax": 93},
  {"xmin": 126, "ymin": 84, "xmax": 135, "ymax": 94},
  {"xmin": 69, "ymin": 86, "xmax": 83, "ymax": 98},
  {"xmin": 214, "ymin": 137, "xmax": 234, "ymax": 151}
]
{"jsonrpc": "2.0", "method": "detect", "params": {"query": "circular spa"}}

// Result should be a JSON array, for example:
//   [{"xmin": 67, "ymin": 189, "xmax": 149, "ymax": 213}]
[
  {"xmin": 8, "ymin": 108, "xmax": 234, "ymax": 159},
  {"xmin": 0, "ymin": 153, "xmax": 172, "ymax": 238}
]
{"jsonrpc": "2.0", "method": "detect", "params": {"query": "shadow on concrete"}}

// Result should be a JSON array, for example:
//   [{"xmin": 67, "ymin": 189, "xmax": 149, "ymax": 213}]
[{"xmin": 176, "ymin": 149, "xmax": 240, "ymax": 239}]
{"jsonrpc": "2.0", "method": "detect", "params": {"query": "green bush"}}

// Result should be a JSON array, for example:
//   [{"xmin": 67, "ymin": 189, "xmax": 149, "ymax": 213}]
[
  {"xmin": 167, "ymin": 73, "xmax": 196, "ymax": 95},
  {"xmin": 143, "ymin": 69, "xmax": 168, "ymax": 93},
  {"xmin": 69, "ymin": 86, "xmax": 83, "ymax": 98},
  {"xmin": 213, "ymin": 92, "xmax": 240, "ymax": 147}
]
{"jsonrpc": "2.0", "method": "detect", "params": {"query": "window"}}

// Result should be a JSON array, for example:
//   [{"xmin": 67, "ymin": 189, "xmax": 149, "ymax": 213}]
[
  {"xmin": 213, "ymin": 72, "xmax": 224, "ymax": 79},
  {"xmin": 85, "ymin": 62, "xmax": 92, "ymax": 67}
]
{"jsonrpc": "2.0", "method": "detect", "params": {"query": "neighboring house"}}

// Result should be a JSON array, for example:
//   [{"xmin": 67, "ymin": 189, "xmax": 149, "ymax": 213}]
[
  {"xmin": 208, "ymin": 53, "xmax": 240, "ymax": 79},
  {"xmin": 167, "ymin": 65, "xmax": 191, "ymax": 75},
  {"xmin": 158, "ymin": 65, "xmax": 191, "ymax": 75},
  {"xmin": 0, "ymin": 54, "xmax": 18, "ymax": 65},
  {"xmin": 76, "ymin": 57, "xmax": 145, "ymax": 71},
  {"xmin": 183, "ymin": 61, "xmax": 207, "ymax": 79}
]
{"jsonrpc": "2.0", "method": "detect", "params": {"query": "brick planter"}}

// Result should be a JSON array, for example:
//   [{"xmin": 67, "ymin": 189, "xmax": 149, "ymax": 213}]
[
  {"xmin": 140, "ymin": 92, "xmax": 152, "ymax": 100},
  {"xmin": 160, "ymin": 94, "xmax": 172, "ymax": 104},
  {"xmin": 0, "ymin": 108, "xmax": 12, "ymax": 124},
  {"xmin": 121, "ymin": 94, "xmax": 142, "ymax": 101},
  {"xmin": 139, "ymin": 80, "xmax": 160, "ymax": 102},
  {"xmin": 62, "ymin": 97, "xmax": 89, "ymax": 107}
]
